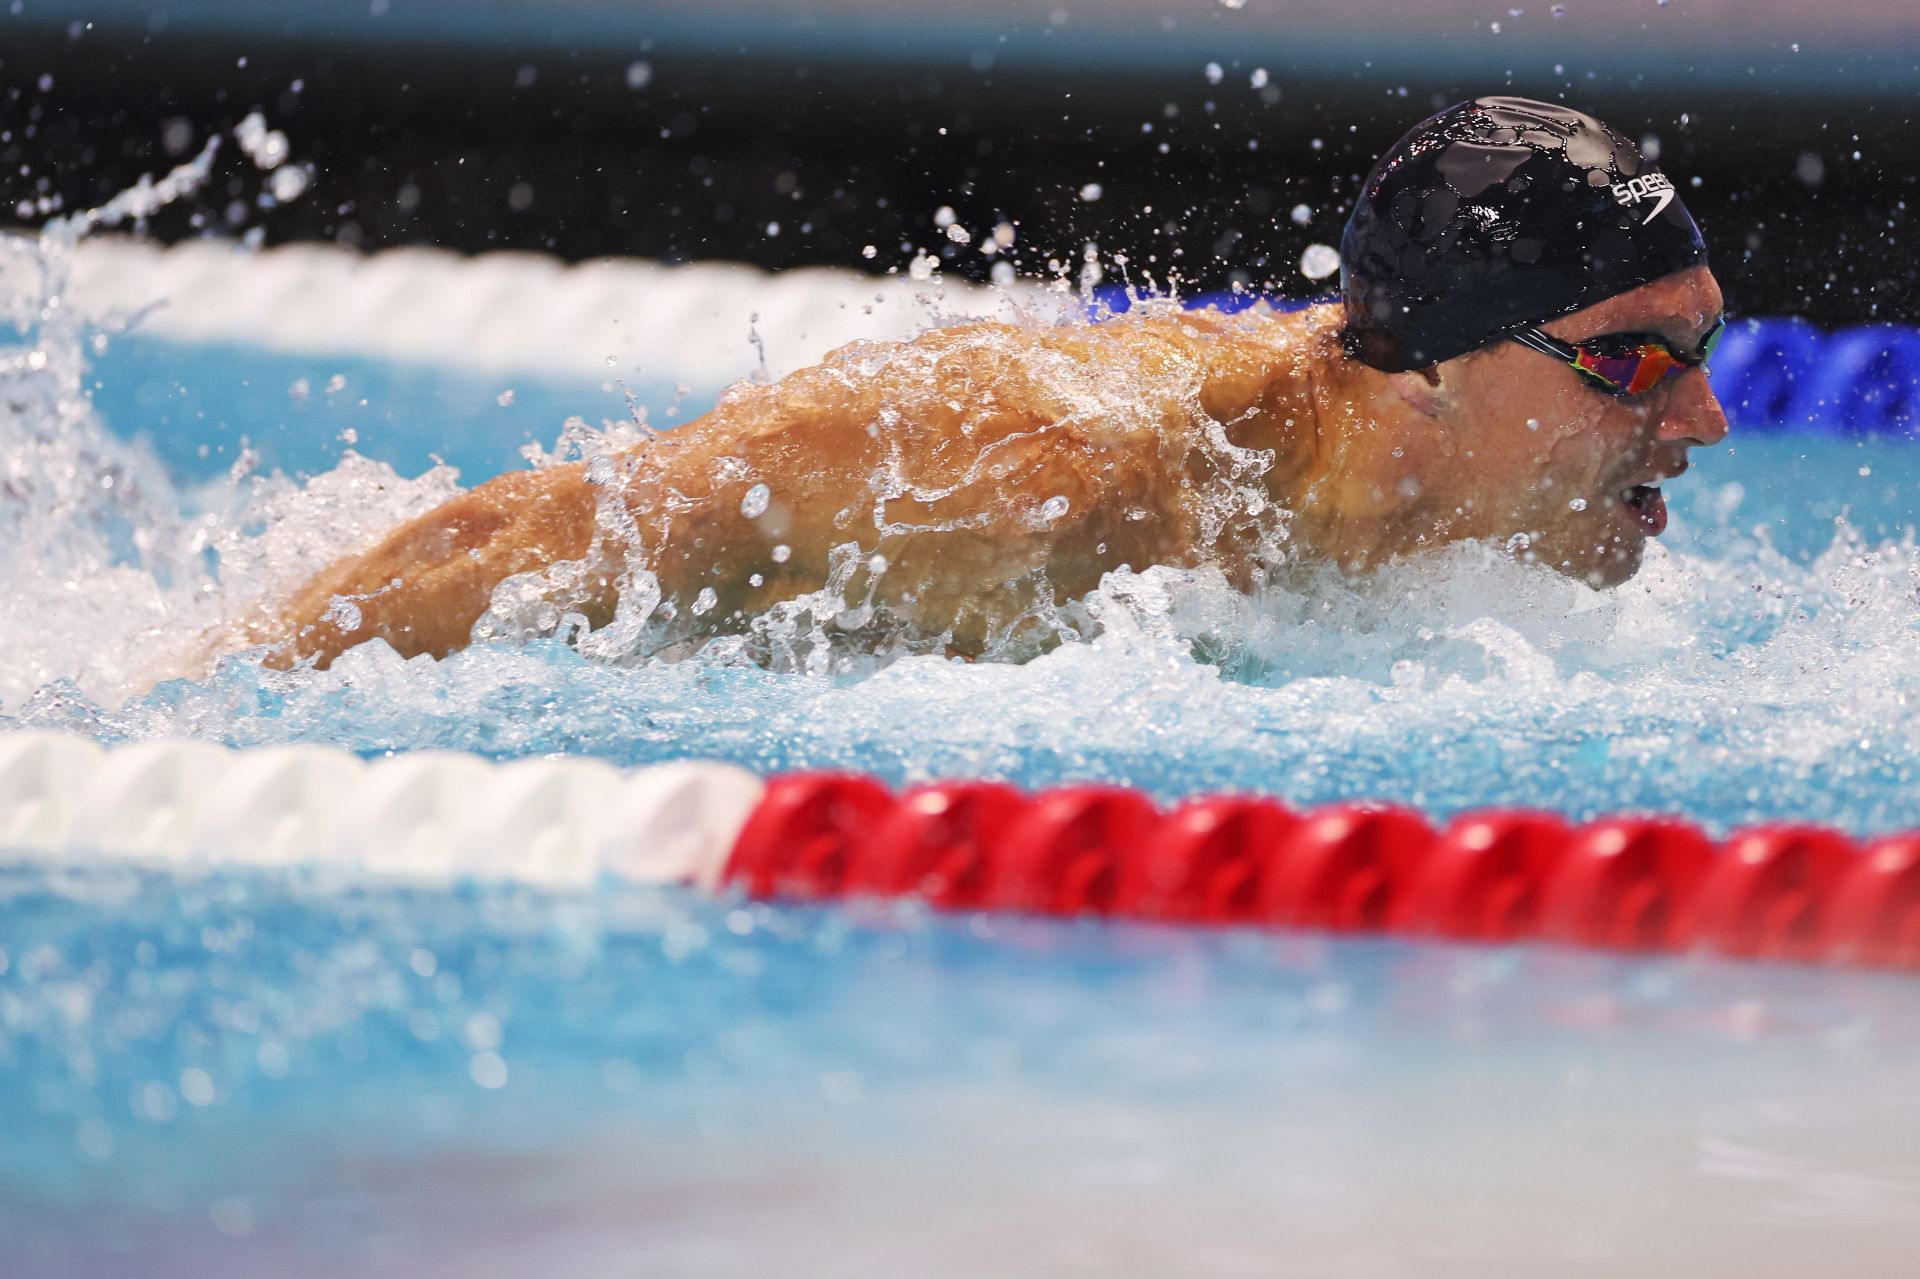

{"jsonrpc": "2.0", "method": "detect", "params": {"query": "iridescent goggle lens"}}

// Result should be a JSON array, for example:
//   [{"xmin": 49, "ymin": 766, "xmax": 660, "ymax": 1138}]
[
  {"xmin": 1512, "ymin": 317, "xmax": 1726, "ymax": 398},
  {"xmin": 1569, "ymin": 318, "xmax": 1726, "ymax": 396}
]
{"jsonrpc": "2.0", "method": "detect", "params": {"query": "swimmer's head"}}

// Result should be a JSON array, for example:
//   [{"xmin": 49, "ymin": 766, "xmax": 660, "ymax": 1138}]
[
  {"xmin": 1339, "ymin": 96, "xmax": 1707, "ymax": 372},
  {"xmin": 1360, "ymin": 264, "xmax": 1729, "ymax": 585},
  {"xmin": 1327, "ymin": 97, "xmax": 1726, "ymax": 586}
]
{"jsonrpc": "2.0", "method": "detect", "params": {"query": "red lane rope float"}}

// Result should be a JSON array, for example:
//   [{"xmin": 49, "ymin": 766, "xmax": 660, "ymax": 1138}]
[
  {"xmin": 1119, "ymin": 795, "xmax": 1296, "ymax": 923},
  {"xmin": 724, "ymin": 771, "xmax": 892, "ymax": 899},
  {"xmin": 721, "ymin": 773, "xmax": 1920, "ymax": 970},
  {"xmin": 852, "ymin": 781, "xmax": 1026, "ymax": 909}
]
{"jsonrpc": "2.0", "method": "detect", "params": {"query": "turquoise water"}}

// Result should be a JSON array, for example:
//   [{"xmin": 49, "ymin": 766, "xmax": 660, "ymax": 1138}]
[
  {"xmin": 83, "ymin": 335, "xmax": 655, "ymax": 486},
  {"xmin": 8, "ymin": 866, "xmax": 1920, "ymax": 1277},
  {"xmin": 9, "ymin": 292, "xmax": 1920, "ymax": 1270}
]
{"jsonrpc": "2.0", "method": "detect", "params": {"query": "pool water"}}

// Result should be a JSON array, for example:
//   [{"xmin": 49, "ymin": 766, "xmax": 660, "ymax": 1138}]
[
  {"xmin": 8, "ymin": 868, "xmax": 1920, "ymax": 1277},
  {"xmin": 82, "ymin": 333, "xmax": 647, "ymax": 487},
  {"xmin": 8, "ymin": 201, "xmax": 1920, "ymax": 1272}
]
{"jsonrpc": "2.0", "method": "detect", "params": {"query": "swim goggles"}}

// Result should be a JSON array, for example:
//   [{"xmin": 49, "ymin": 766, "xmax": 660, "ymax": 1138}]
[{"xmin": 1509, "ymin": 316, "xmax": 1726, "ymax": 397}]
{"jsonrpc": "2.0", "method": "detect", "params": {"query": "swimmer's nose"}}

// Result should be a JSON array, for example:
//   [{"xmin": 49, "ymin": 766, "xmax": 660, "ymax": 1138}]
[{"xmin": 1654, "ymin": 369, "xmax": 1729, "ymax": 447}]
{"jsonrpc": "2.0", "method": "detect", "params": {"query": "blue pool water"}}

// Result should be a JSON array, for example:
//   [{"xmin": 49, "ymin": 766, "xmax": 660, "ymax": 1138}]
[
  {"xmin": 9, "ymin": 868, "xmax": 1920, "ymax": 1277},
  {"xmin": 9, "ymin": 240, "xmax": 1920, "ymax": 1271},
  {"xmin": 83, "ymin": 335, "xmax": 652, "ymax": 487}
]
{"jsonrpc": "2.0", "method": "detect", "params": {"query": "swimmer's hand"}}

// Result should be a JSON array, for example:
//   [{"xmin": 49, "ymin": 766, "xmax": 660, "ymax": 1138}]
[{"xmin": 241, "ymin": 464, "xmax": 604, "ymax": 668}]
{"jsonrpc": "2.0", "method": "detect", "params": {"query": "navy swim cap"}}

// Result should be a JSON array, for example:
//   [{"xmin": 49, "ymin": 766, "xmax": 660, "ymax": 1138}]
[{"xmin": 1339, "ymin": 96, "xmax": 1708, "ymax": 372}]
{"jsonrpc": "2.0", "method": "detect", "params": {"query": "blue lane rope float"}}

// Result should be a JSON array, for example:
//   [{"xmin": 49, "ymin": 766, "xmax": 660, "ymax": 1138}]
[{"xmin": 1090, "ymin": 287, "xmax": 1920, "ymax": 436}]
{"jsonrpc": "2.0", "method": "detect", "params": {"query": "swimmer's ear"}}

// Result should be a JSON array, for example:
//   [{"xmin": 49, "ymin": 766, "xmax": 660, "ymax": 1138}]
[{"xmin": 1385, "ymin": 363, "xmax": 1449, "ymax": 417}]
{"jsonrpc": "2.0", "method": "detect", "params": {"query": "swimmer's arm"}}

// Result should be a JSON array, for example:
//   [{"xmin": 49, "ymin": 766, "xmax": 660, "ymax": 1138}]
[
  {"xmin": 245, "ymin": 464, "xmax": 606, "ymax": 666},
  {"xmin": 611, "ymin": 326, "xmax": 1189, "ymax": 651},
  {"xmin": 244, "ymin": 364, "xmax": 884, "ymax": 668},
  {"xmin": 248, "ymin": 312, "xmax": 1288, "ymax": 668}
]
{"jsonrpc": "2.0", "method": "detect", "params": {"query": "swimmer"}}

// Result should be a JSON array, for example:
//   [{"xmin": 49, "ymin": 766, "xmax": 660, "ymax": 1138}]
[{"xmin": 238, "ymin": 96, "xmax": 1728, "ymax": 669}]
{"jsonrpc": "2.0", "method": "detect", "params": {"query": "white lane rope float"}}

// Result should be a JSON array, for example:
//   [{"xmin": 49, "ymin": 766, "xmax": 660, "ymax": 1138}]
[{"xmin": 0, "ymin": 731, "xmax": 761, "ymax": 889}]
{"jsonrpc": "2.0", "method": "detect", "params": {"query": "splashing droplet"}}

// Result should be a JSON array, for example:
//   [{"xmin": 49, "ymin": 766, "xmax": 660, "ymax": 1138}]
[
  {"xmin": 740, "ymin": 482, "xmax": 771, "ymax": 519},
  {"xmin": 266, "ymin": 165, "xmax": 309, "ymax": 202},
  {"xmin": 1299, "ymin": 243, "xmax": 1341, "ymax": 280},
  {"xmin": 234, "ymin": 112, "xmax": 290, "ymax": 170}
]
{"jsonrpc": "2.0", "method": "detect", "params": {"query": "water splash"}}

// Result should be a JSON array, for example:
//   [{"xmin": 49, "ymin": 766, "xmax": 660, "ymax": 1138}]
[
  {"xmin": 4, "ymin": 155, "xmax": 1920, "ymax": 840},
  {"xmin": 1, "ymin": 139, "xmax": 228, "ymax": 701},
  {"xmin": 0, "ymin": 122, "xmax": 440, "ymax": 704},
  {"xmin": 458, "ymin": 298, "xmax": 1293, "ymax": 673}
]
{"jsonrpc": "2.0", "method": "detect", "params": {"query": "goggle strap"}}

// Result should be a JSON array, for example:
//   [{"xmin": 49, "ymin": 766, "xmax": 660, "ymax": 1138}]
[{"xmin": 1509, "ymin": 327, "xmax": 1577, "ymax": 362}]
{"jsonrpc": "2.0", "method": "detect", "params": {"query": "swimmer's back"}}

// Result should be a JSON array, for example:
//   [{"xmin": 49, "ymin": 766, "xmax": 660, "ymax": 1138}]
[{"xmin": 242, "ymin": 304, "xmax": 1329, "ymax": 668}]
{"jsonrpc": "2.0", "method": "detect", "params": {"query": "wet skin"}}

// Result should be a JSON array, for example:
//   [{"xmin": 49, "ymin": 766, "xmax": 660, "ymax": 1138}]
[
  {"xmin": 240, "ymin": 266, "xmax": 1728, "ymax": 668},
  {"xmin": 1312, "ymin": 264, "xmax": 1729, "ymax": 585}
]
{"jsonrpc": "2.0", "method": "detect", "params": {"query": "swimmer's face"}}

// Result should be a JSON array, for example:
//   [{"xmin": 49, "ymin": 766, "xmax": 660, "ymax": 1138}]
[{"xmin": 1421, "ymin": 266, "xmax": 1729, "ymax": 585}]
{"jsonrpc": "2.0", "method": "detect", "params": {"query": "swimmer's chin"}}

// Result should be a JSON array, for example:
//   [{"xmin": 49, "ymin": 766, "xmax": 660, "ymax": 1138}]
[
  {"xmin": 1535, "ymin": 533, "xmax": 1650, "ymax": 590},
  {"xmin": 1378, "ymin": 521, "xmax": 1651, "ymax": 590},
  {"xmin": 1316, "ymin": 524, "xmax": 1650, "ymax": 588}
]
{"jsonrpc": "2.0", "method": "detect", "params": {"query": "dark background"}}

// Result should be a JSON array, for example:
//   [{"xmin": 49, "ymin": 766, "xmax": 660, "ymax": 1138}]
[{"xmin": 2, "ymin": 4, "xmax": 1914, "ymax": 328}]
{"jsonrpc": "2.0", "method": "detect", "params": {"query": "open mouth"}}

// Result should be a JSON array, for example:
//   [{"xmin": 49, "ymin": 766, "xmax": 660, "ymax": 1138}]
[{"xmin": 1618, "ymin": 483, "xmax": 1668, "ymax": 535}]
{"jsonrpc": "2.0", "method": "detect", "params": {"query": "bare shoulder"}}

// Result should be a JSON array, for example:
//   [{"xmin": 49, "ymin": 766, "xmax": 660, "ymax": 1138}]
[
  {"xmin": 788, "ymin": 300, "xmax": 1326, "ymax": 396},
  {"xmin": 707, "ymin": 304, "xmax": 1333, "ymax": 505}
]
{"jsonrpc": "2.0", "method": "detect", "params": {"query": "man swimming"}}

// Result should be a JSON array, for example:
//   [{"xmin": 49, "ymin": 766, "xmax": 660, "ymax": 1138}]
[{"xmin": 240, "ymin": 96, "xmax": 1728, "ymax": 669}]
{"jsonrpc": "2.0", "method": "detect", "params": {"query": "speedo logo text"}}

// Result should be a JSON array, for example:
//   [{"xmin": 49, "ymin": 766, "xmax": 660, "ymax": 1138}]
[{"xmin": 1610, "ymin": 172, "xmax": 1675, "ymax": 224}]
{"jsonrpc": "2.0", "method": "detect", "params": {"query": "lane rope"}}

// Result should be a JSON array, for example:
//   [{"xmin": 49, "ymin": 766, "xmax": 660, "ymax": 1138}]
[
  {"xmin": 44, "ymin": 238, "xmax": 1920, "ymax": 437},
  {"xmin": 728, "ymin": 773, "xmax": 1920, "ymax": 970},
  {"xmin": 5, "ymin": 732, "xmax": 1918, "ymax": 969},
  {"xmin": 0, "ymin": 732, "xmax": 759, "ymax": 889}
]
